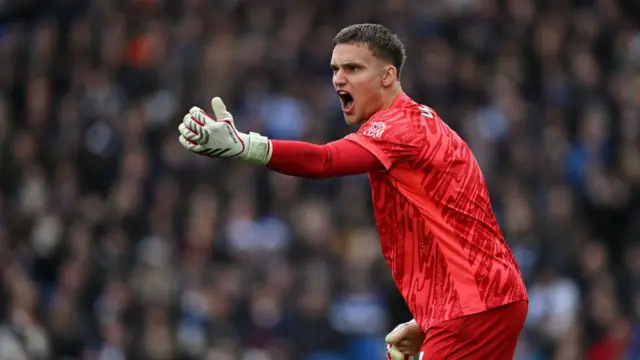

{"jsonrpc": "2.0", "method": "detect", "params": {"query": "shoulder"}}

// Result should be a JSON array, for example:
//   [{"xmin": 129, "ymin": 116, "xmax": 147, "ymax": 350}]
[
  {"xmin": 373, "ymin": 97, "xmax": 439, "ymax": 128},
  {"xmin": 359, "ymin": 105, "xmax": 422, "ymax": 141}
]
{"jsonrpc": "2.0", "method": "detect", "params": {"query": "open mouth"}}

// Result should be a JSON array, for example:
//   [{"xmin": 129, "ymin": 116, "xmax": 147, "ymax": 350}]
[{"xmin": 337, "ymin": 90, "xmax": 354, "ymax": 113}]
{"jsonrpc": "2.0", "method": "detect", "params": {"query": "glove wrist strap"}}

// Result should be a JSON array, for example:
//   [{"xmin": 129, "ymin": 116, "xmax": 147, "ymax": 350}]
[{"xmin": 243, "ymin": 132, "xmax": 272, "ymax": 165}]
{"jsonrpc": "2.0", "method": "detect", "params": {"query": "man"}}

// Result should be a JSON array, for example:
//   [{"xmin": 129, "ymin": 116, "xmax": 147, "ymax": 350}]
[{"xmin": 178, "ymin": 24, "xmax": 528, "ymax": 359}]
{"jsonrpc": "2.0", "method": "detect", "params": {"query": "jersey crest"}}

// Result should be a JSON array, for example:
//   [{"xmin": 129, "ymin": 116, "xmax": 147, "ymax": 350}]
[{"xmin": 363, "ymin": 121, "xmax": 386, "ymax": 139}]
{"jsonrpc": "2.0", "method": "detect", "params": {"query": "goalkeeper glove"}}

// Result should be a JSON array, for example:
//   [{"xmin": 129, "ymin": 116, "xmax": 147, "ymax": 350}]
[
  {"xmin": 385, "ymin": 320, "xmax": 424, "ymax": 360},
  {"xmin": 178, "ymin": 97, "xmax": 272, "ymax": 165},
  {"xmin": 387, "ymin": 344, "xmax": 413, "ymax": 360}
]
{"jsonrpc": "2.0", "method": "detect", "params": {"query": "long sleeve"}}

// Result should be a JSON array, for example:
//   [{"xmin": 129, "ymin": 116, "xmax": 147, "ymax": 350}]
[{"xmin": 266, "ymin": 138, "xmax": 383, "ymax": 178}]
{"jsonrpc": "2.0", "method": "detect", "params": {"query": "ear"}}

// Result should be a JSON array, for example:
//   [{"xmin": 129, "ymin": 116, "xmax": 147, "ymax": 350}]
[{"xmin": 381, "ymin": 65, "xmax": 397, "ymax": 87}]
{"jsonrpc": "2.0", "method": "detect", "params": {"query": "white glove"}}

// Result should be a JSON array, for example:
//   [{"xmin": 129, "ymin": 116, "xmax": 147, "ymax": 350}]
[
  {"xmin": 385, "ymin": 320, "xmax": 424, "ymax": 360},
  {"xmin": 178, "ymin": 97, "xmax": 272, "ymax": 165},
  {"xmin": 387, "ymin": 344, "xmax": 413, "ymax": 360}
]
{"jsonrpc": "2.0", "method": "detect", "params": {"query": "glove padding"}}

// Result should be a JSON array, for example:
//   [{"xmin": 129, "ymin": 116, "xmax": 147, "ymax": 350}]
[
  {"xmin": 387, "ymin": 344, "xmax": 413, "ymax": 360},
  {"xmin": 178, "ymin": 97, "xmax": 272, "ymax": 165},
  {"xmin": 385, "ymin": 321, "xmax": 424, "ymax": 360}
]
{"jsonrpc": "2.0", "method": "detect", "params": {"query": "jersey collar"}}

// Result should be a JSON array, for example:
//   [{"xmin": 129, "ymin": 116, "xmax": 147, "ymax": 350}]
[{"xmin": 389, "ymin": 91, "xmax": 412, "ymax": 109}]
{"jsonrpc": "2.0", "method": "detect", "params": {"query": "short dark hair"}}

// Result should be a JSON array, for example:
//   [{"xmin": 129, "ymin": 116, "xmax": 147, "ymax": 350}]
[{"xmin": 333, "ymin": 23, "xmax": 406, "ymax": 78}]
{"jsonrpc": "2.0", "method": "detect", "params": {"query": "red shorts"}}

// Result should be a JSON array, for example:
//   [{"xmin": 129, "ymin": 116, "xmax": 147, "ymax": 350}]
[{"xmin": 418, "ymin": 300, "xmax": 528, "ymax": 360}]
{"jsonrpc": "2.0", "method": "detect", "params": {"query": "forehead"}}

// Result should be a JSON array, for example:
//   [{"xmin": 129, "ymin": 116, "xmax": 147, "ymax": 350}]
[{"xmin": 331, "ymin": 43, "xmax": 377, "ymax": 65}]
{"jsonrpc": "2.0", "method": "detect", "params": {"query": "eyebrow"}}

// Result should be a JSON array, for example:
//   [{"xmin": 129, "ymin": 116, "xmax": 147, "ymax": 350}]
[{"xmin": 330, "ymin": 62, "xmax": 363, "ymax": 69}]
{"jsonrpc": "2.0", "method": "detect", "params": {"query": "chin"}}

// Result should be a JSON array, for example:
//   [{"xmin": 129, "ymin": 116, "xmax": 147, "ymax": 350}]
[{"xmin": 343, "ymin": 113, "xmax": 362, "ymax": 126}]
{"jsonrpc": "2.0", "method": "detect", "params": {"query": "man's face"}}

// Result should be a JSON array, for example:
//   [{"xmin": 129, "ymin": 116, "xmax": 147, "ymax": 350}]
[{"xmin": 331, "ymin": 43, "xmax": 388, "ymax": 125}]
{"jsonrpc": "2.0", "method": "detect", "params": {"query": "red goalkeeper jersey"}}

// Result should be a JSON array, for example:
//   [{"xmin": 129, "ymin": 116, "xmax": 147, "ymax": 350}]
[{"xmin": 344, "ymin": 92, "xmax": 528, "ymax": 331}]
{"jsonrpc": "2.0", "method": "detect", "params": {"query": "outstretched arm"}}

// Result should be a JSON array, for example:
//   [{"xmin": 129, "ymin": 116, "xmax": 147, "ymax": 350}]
[
  {"xmin": 177, "ymin": 97, "xmax": 382, "ymax": 177},
  {"xmin": 267, "ymin": 138, "xmax": 383, "ymax": 178}
]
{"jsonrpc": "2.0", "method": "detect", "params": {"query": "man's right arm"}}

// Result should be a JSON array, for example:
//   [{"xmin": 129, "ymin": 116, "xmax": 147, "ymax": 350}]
[
  {"xmin": 177, "ymin": 97, "xmax": 383, "ymax": 178},
  {"xmin": 266, "ymin": 138, "xmax": 384, "ymax": 178}
]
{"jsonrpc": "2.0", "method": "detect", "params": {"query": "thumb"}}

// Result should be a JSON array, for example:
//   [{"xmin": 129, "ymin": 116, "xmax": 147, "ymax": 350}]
[
  {"xmin": 385, "ymin": 324, "xmax": 408, "ymax": 345},
  {"xmin": 211, "ymin": 97, "xmax": 233, "ymax": 123}
]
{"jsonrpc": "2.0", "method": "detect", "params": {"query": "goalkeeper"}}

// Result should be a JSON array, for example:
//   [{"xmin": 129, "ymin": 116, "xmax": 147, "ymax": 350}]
[{"xmin": 179, "ymin": 24, "xmax": 528, "ymax": 360}]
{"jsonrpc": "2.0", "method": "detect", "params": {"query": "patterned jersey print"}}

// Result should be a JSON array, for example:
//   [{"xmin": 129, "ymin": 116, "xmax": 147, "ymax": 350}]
[{"xmin": 345, "ymin": 93, "xmax": 528, "ymax": 331}]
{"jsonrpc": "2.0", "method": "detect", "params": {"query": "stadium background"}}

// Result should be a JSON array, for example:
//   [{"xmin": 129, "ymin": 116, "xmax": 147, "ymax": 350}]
[{"xmin": 0, "ymin": 0, "xmax": 639, "ymax": 359}]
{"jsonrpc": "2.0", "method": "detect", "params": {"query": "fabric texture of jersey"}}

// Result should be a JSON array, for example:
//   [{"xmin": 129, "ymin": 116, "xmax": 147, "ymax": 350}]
[{"xmin": 344, "ymin": 92, "xmax": 528, "ymax": 332}]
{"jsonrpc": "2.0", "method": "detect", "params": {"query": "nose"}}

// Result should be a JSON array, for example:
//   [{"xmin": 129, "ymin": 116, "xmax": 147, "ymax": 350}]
[{"xmin": 333, "ymin": 70, "xmax": 347, "ymax": 87}]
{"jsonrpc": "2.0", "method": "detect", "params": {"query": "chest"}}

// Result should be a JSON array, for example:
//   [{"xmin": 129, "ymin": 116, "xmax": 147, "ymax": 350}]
[
  {"xmin": 367, "ymin": 170, "xmax": 416, "ymax": 235},
  {"xmin": 367, "ymin": 166, "xmax": 419, "ymax": 212},
  {"xmin": 367, "ymin": 171, "xmax": 397, "ymax": 210}
]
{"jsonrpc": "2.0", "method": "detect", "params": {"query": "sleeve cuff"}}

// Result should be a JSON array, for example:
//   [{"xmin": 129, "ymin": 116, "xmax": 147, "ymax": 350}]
[{"xmin": 345, "ymin": 133, "xmax": 392, "ymax": 170}]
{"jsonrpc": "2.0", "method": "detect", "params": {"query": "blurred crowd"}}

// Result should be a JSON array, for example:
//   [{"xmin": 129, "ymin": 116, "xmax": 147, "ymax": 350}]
[{"xmin": 1, "ymin": 0, "xmax": 639, "ymax": 359}]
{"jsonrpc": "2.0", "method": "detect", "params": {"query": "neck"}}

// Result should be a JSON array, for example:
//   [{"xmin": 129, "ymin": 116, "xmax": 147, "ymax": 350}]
[
  {"xmin": 357, "ymin": 85, "xmax": 403, "ymax": 126},
  {"xmin": 381, "ymin": 85, "xmax": 403, "ymax": 111}
]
